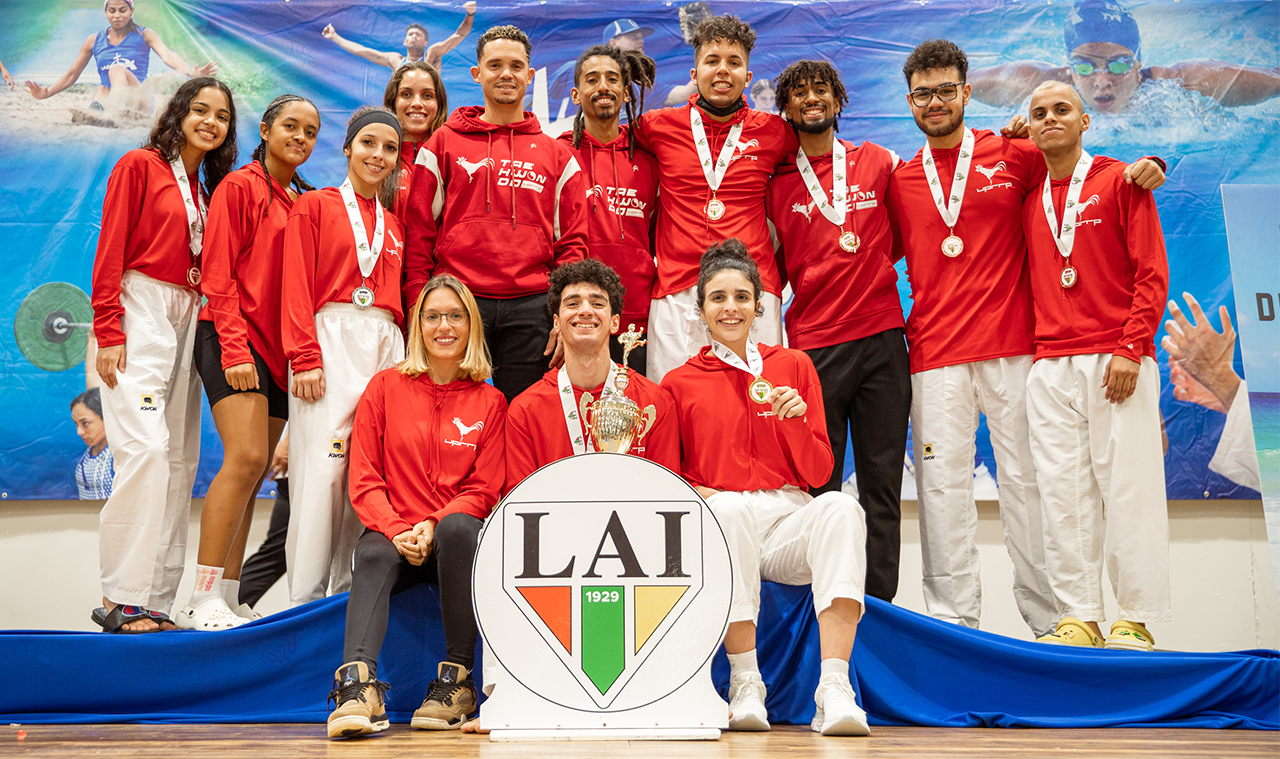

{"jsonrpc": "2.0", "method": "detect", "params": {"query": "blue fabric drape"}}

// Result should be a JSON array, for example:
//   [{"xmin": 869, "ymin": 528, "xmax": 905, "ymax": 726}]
[{"xmin": 5, "ymin": 583, "xmax": 1276, "ymax": 728}]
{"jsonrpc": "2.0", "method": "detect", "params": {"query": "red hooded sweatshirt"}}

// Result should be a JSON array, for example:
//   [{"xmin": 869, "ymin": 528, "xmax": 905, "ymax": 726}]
[
  {"xmin": 633, "ymin": 96, "xmax": 798, "ymax": 299},
  {"xmin": 349, "ymin": 368, "xmax": 508, "ymax": 540},
  {"xmin": 661, "ymin": 343, "xmax": 833, "ymax": 492},
  {"xmin": 198, "ymin": 161, "xmax": 295, "ymax": 388},
  {"xmin": 92, "ymin": 148, "xmax": 204, "ymax": 347},
  {"xmin": 404, "ymin": 106, "xmax": 588, "ymax": 307},
  {"xmin": 767, "ymin": 139, "xmax": 905, "ymax": 351},
  {"xmin": 557, "ymin": 126, "xmax": 659, "ymax": 332}
]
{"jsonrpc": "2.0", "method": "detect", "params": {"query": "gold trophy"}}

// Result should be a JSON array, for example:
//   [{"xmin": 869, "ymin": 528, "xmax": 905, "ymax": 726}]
[{"xmin": 578, "ymin": 325, "xmax": 657, "ymax": 454}]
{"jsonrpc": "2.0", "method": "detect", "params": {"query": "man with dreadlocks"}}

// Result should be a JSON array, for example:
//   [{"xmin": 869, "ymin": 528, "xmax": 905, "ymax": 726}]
[
  {"xmin": 557, "ymin": 45, "xmax": 660, "ymax": 374},
  {"xmin": 765, "ymin": 61, "xmax": 910, "ymax": 607},
  {"xmin": 631, "ymin": 13, "xmax": 798, "ymax": 383}
]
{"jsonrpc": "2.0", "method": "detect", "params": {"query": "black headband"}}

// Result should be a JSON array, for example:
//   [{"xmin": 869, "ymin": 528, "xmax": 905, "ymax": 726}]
[{"xmin": 343, "ymin": 110, "xmax": 402, "ymax": 149}]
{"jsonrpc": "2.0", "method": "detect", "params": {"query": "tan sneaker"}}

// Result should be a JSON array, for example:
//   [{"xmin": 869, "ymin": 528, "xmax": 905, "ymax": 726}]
[
  {"xmin": 411, "ymin": 662, "xmax": 477, "ymax": 730},
  {"xmin": 326, "ymin": 662, "xmax": 390, "ymax": 739},
  {"xmin": 1105, "ymin": 620, "xmax": 1156, "ymax": 651}
]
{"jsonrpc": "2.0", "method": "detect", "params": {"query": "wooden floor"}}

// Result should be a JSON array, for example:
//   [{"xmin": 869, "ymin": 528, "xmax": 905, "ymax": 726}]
[{"xmin": 1, "ymin": 724, "xmax": 1275, "ymax": 758}]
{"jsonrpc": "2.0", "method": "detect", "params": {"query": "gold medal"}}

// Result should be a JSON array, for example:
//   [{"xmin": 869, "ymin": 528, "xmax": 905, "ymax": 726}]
[
  {"xmin": 941, "ymin": 234, "xmax": 964, "ymax": 258},
  {"xmin": 748, "ymin": 376, "xmax": 773, "ymax": 404},
  {"xmin": 1060, "ymin": 266, "xmax": 1078, "ymax": 289},
  {"xmin": 706, "ymin": 197, "xmax": 726, "ymax": 221},
  {"xmin": 839, "ymin": 232, "xmax": 861, "ymax": 253}
]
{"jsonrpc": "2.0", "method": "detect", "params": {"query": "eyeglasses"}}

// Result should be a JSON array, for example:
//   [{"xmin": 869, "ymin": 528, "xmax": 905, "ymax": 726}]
[
  {"xmin": 909, "ymin": 82, "xmax": 964, "ymax": 107},
  {"xmin": 1070, "ymin": 55, "xmax": 1137, "ymax": 77},
  {"xmin": 421, "ymin": 311, "xmax": 468, "ymax": 326}
]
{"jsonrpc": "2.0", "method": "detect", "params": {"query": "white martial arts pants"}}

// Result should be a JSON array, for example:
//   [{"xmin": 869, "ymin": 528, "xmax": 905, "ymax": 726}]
[
  {"xmin": 646, "ymin": 287, "xmax": 783, "ymax": 383},
  {"xmin": 286, "ymin": 303, "xmax": 405, "ymax": 607},
  {"xmin": 1026, "ymin": 354, "xmax": 1171, "ymax": 624},
  {"xmin": 99, "ymin": 271, "xmax": 201, "ymax": 613},
  {"xmin": 706, "ymin": 488, "xmax": 866, "ymax": 624},
  {"xmin": 911, "ymin": 355, "xmax": 1058, "ymax": 637}
]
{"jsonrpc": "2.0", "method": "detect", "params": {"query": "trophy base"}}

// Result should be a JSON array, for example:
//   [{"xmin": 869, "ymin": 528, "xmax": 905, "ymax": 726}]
[{"xmin": 490, "ymin": 728, "xmax": 721, "ymax": 742}]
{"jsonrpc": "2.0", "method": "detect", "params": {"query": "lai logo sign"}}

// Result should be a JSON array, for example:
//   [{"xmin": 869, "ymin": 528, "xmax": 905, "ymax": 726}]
[{"xmin": 474, "ymin": 453, "xmax": 731, "ymax": 734}]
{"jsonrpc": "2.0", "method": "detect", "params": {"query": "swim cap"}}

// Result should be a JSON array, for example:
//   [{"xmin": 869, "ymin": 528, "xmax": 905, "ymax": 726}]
[
  {"xmin": 104, "ymin": 0, "xmax": 135, "ymax": 8},
  {"xmin": 1064, "ymin": 0, "xmax": 1141, "ymax": 62}
]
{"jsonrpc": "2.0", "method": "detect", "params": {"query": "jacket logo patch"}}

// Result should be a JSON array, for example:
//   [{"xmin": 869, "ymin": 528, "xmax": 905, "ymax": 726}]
[
  {"xmin": 448, "ymin": 417, "xmax": 483, "ymax": 449},
  {"xmin": 730, "ymin": 138, "xmax": 760, "ymax": 163},
  {"xmin": 590, "ymin": 185, "xmax": 646, "ymax": 218},
  {"xmin": 457, "ymin": 156, "xmax": 495, "ymax": 182},
  {"xmin": 498, "ymin": 159, "xmax": 547, "ymax": 192},
  {"xmin": 328, "ymin": 439, "xmax": 346, "ymax": 458},
  {"xmin": 1072, "ymin": 194, "xmax": 1103, "ymax": 225},
  {"xmin": 975, "ymin": 161, "xmax": 1013, "ymax": 193},
  {"xmin": 140, "ymin": 393, "xmax": 158, "ymax": 411},
  {"xmin": 922, "ymin": 443, "xmax": 935, "ymax": 461}
]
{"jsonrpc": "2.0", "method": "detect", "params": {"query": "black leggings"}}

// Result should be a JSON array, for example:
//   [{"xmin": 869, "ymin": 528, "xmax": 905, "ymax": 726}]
[{"xmin": 342, "ymin": 513, "xmax": 483, "ymax": 673}]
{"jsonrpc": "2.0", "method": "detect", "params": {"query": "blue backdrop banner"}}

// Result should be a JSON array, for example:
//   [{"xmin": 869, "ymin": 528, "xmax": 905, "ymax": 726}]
[{"xmin": 0, "ymin": 0, "xmax": 1276, "ymax": 499}]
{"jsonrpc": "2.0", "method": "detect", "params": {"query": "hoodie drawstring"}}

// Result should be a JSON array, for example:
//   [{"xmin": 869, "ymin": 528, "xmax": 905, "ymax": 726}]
[
  {"xmin": 610, "ymin": 142, "xmax": 625, "ymax": 242},
  {"xmin": 509, "ymin": 130, "xmax": 516, "ymax": 230},
  {"xmin": 485, "ymin": 131, "xmax": 492, "ymax": 215}
]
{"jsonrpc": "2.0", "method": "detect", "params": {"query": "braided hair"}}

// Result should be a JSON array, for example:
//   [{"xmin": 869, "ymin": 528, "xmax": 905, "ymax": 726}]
[
  {"xmin": 570, "ymin": 45, "xmax": 655, "ymax": 160},
  {"xmin": 251, "ymin": 94, "xmax": 319, "ymax": 217}
]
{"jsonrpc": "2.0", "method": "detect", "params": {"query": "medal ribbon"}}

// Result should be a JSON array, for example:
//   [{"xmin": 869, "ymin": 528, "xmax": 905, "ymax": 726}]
[
  {"xmin": 557, "ymin": 363, "xmax": 620, "ymax": 456},
  {"xmin": 710, "ymin": 339, "xmax": 764, "ymax": 377},
  {"xmin": 168, "ymin": 157, "xmax": 206, "ymax": 269},
  {"xmin": 1041, "ymin": 151, "xmax": 1094, "ymax": 262},
  {"xmin": 339, "ymin": 178, "xmax": 385, "ymax": 279},
  {"xmin": 920, "ymin": 128, "xmax": 975, "ymax": 229},
  {"xmin": 795, "ymin": 140, "xmax": 848, "ymax": 227},
  {"xmin": 690, "ymin": 107, "xmax": 744, "ymax": 196}
]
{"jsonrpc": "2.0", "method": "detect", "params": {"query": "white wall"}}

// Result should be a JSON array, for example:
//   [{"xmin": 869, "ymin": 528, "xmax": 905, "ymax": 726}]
[{"xmin": 1, "ymin": 498, "xmax": 1276, "ymax": 651}]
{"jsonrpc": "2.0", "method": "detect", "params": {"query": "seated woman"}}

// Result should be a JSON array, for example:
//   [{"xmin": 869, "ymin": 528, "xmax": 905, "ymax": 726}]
[
  {"xmin": 661, "ymin": 240, "xmax": 871, "ymax": 737},
  {"xmin": 327, "ymin": 275, "xmax": 507, "ymax": 739}
]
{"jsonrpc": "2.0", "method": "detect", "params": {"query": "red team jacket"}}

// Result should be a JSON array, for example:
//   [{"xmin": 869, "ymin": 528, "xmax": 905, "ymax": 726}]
[
  {"xmin": 91, "ymin": 148, "xmax": 204, "ymax": 347},
  {"xmin": 198, "ymin": 161, "xmax": 295, "ymax": 388},
  {"xmin": 404, "ymin": 106, "xmax": 588, "ymax": 306},
  {"xmin": 662, "ymin": 344, "xmax": 834, "ymax": 492},
  {"xmin": 887, "ymin": 130, "xmax": 1042, "ymax": 373},
  {"xmin": 281, "ymin": 188, "xmax": 405, "ymax": 373},
  {"xmin": 1022, "ymin": 155, "xmax": 1169, "ymax": 363},
  {"xmin": 557, "ymin": 127, "xmax": 659, "ymax": 333},
  {"xmin": 349, "ymin": 369, "xmax": 508, "ymax": 540},
  {"xmin": 392, "ymin": 139, "xmax": 428, "ymax": 221},
  {"xmin": 505, "ymin": 366, "xmax": 681, "ymax": 492},
  {"xmin": 634, "ymin": 96, "xmax": 798, "ymax": 299},
  {"xmin": 767, "ymin": 139, "xmax": 905, "ymax": 351}
]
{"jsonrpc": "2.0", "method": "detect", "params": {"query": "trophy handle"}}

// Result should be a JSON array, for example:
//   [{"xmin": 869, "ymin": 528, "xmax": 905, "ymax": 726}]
[
  {"xmin": 579, "ymin": 391, "xmax": 594, "ymax": 429},
  {"xmin": 637, "ymin": 404, "xmax": 657, "ymax": 442}
]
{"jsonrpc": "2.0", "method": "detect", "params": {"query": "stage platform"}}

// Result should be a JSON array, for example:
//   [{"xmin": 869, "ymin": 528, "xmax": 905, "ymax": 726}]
[
  {"xmin": 4, "ymin": 583, "xmax": 1277, "ymax": 729},
  {"xmin": 1, "ymin": 724, "xmax": 1276, "ymax": 757}
]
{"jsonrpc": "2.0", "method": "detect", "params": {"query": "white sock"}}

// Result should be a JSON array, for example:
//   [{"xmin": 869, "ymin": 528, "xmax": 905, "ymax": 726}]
[
  {"xmin": 221, "ymin": 579, "xmax": 241, "ymax": 608},
  {"xmin": 727, "ymin": 650, "xmax": 759, "ymax": 682},
  {"xmin": 820, "ymin": 658, "xmax": 849, "ymax": 680},
  {"xmin": 190, "ymin": 564, "xmax": 225, "ymax": 605}
]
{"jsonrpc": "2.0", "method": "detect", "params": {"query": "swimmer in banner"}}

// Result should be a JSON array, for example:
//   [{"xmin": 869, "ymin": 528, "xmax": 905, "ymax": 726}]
[{"xmin": 970, "ymin": 0, "xmax": 1280, "ymax": 113}]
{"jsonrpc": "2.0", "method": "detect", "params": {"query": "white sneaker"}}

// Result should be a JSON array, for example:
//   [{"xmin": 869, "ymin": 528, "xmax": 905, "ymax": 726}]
[
  {"xmin": 175, "ymin": 597, "xmax": 250, "ymax": 631},
  {"xmin": 812, "ymin": 673, "xmax": 870, "ymax": 736},
  {"xmin": 727, "ymin": 672, "xmax": 769, "ymax": 731}
]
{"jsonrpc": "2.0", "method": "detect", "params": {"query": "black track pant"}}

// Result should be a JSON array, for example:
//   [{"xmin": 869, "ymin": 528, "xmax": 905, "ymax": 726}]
[
  {"xmin": 238, "ymin": 479, "xmax": 289, "ymax": 608},
  {"xmin": 805, "ymin": 328, "xmax": 911, "ymax": 602},
  {"xmin": 477, "ymin": 293, "xmax": 553, "ymax": 403},
  {"xmin": 342, "ymin": 513, "xmax": 483, "ymax": 672}
]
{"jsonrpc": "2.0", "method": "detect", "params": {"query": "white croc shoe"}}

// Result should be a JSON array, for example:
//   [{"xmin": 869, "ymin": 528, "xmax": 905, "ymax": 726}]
[
  {"xmin": 727, "ymin": 671, "xmax": 770, "ymax": 731},
  {"xmin": 176, "ymin": 597, "xmax": 250, "ymax": 631},
  {"xmin": 235, "ymin": 603, "xmax": 262, "ymax": 621},
  {"xmin": 812, "ymin": 673, "xmax": 870, "ymax": 736}
]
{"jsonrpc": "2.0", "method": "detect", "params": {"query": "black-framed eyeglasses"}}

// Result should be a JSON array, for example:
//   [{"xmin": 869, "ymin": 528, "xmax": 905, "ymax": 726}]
[
  {"xmin": 421, "ymin": 311, "xmax": 468, "ymax": 326},
  {"xmin": 909, "ymin": 82, "xmax": 964, "ymax": 107},
  {"xmin": 1070, "ymin": 55, "xmax": 1137, "ymax": 77}
]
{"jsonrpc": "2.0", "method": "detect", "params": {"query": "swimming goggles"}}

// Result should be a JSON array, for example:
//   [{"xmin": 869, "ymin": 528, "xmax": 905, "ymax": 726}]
[{"xmin": 1070, "ymin": 55, "xmax": 1137, "ymax": 77}]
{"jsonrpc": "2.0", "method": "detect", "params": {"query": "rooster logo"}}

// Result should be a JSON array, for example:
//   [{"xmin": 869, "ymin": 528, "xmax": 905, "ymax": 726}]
[
  {"xmin": 453, "ymin": 417, "xmax": 484, "ymax": 438},
  {"xmin": 731, "ymin": 138, "xmax": 761, "ymax": 163},
  {"xmin": 456, "ymin": 156, "xmax": 494, "ymax": 183},
  {"xmin": 791, "ymin": 199, "xmax": 817, "ymax": 221},
  {"xmin": 1077, "ymin": 194, "xmax": 1101, "ymax": 212},
  {"xmin": 974, "ymin": 161, "xmax": 1007, "ymax": 184}
]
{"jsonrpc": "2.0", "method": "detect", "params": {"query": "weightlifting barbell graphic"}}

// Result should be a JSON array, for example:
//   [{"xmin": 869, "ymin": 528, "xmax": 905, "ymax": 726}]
[{"xmin": 14, "ymin": 282, "xmax": 92, "ymax": 372}]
